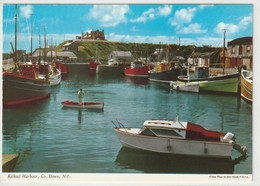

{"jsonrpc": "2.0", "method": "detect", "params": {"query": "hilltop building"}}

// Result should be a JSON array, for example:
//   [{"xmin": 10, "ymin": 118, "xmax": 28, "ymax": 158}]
[{"xmin": 83, "ymin": 29, "xmax": 105, "ymax": 40}]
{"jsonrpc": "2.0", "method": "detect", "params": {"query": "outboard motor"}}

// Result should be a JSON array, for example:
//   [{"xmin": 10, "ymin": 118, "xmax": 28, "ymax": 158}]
[{"xmin": 222, "ymin": 132, "xmax": 234, "ymax": 142}]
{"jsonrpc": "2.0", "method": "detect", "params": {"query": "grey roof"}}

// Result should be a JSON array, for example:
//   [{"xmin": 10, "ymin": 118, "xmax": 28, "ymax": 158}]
[
  {"xmin": 193, "ymin": 52, "xmax": 214, "ymax": 58},
  {"xmin": 110, "ymin": 51, "xmax": 133, "ymax": 57},
  {"xmin": 47, "ymin": 51, "xmax": 77, "ymax": 58},
  {"xmin": 63, "ymin": 42, "xmax": 73, "ymax": 47},
  {"xmin": 228, "ymin": 37, "xmax": 252, "ymax": 46},
  {"xmin": 32, "ymin": 48, "xmax": 46, "ymax": 57}
]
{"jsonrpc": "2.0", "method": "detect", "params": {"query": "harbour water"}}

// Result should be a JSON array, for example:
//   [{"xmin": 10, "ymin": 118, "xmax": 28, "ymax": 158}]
[{"xmin": 2, "ymin": 66, "xmax": 252, "ymax": 174}]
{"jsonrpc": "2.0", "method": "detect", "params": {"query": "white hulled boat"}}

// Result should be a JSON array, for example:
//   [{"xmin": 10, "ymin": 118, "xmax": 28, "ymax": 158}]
[{"xmin": 114, "ymin": 116, "xmax": 247, "ymax": 158}]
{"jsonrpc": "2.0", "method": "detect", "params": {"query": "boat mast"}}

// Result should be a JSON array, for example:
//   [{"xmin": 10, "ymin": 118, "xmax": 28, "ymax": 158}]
[
  {"xmin": 14, "ymin": 5, "xmax": 18, "ymax": 72},
  {"xmin": 38, "ymin": 28, "xmax": 41, "ymax": 66},
  {"xmin": 55, "ymin": 41, "xmax": 57, "ymax": 60},
  {"xmin": 222, "ymin": 29, "xmax": 226, "ymax": 75},
  {"xmin": 44, "ymin": 27, "xmax": 47, "ymax": 62},
  {"xmin": 192, "ymin": 44, "xmax": 195, "ymax": 66},
  {"xmin": 30, "ymin": 14, "xmax": 34, "ymax": 60},
  {"xmin": 51, "ymin": 38, "xmax": 53, "ymax": 62}
]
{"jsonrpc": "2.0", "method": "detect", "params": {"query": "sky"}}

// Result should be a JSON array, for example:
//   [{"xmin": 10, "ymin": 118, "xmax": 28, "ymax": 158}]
[{"xmin": 2, "ymin": 4, "xmax": 253, "ymax": 53}]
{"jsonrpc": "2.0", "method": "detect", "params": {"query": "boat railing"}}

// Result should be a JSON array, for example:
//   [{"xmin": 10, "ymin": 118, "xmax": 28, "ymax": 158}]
[{"xmin": 112, "ymin": 119, "xmax": 127, "ymax": 132}]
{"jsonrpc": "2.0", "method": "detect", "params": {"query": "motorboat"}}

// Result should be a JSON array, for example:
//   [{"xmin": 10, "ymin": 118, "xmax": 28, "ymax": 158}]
[
  {"xmin": 114, "ymin": 116, "xmax": 247, "ymax": 158},
  {"xmin": 61, "ymin": 101, "xmax": 104, "ymax": 109}
]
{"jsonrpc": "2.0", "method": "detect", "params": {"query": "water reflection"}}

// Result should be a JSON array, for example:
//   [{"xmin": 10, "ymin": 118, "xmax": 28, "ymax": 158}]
[
  {"xmin": 88, "ymin": 71, "xmax": 97, "ymax": 79},
  {"xmin": 78, "ymin": 110, "xmax": 82, "ymax": 126},
  {"xmin": 115, "ymin": 147, "xmax": 247, "ymax": 174},
  {"xmin": 124, "ymin": 76, "xmax": 149, "ymax": 86}
]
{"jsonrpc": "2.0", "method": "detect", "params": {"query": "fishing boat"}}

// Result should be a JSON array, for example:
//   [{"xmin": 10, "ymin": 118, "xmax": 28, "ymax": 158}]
[
  {"xmin": 35, "ymin": 61, "xmax": 61, "ymax": 86},
  {"xmin": 53, "ymin": 61, "xmax": 68, "ymax": 74},
  {"xmin": 240, "ymin": 69, "xmax": 253, "ymax": 104},
  {"xmin": 61, "ymin": 101, "xmax": 104, "ymax": 109},
  {"xmin": 124, "ymin": 61, "xmax": 153, "ymax": 77},
  {"xmin": 89, "ymin": 61, "xmax": 101, "ymax": 71},
  {"xmin": 177, "ymin": 66, "xmax": 239, "ymax": 94},
  {"xmin": 170, "ymin": 62, "xmax": 199, "ymax": 93},
  {"xmin": 48, "ymin": 64, "xmax": 61, "ymax": 86},
  {"xmin": 170, "ymin": 81, "xmax": 199, "ymax": 93},
  {"xmin": 3, "ymin": 5, "xmax": 50, "ymax": 108},
  {"xmin": 148, "ymin": 61, "xmax": 185, "ymax": 83},
  {"xmin": 89, "ymin": 45, "xmax": 101, "ymax": 71},
  {"xmin": 114, "ymin": 116, "xmax": 247, "ymax": 158}
]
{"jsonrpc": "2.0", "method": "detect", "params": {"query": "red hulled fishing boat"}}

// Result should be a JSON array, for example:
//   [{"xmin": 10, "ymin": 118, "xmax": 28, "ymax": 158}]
[
  {"xmin": 3, "ymin": 5, "xmax": 50, "ymax": 108},
  {"xmin": 124, "ymin": 61, "xmax": 153, "ymax": 77}
]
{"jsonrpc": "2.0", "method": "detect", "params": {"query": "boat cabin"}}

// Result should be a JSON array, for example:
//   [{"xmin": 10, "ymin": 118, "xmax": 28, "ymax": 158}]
[
  {"xmin": 139, "ymin": 119, "xmax": 187, "ymax": 139},
  {"xmin": 131, "ymin": 61, "xmax": 144, "ymax": 69},
  {"xmin": 189, "ymin": 66, "xmax": 209, "ymax": 79},
  {"xmin": 138, "ymin": 119, "xmax": 229, "ymax": 142}
]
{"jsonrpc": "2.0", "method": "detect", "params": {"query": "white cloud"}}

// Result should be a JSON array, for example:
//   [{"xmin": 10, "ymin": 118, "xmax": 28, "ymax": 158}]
[
  {"xmin": 158, "ymin": 5, "xmax": 173, "ymax": 17},
  {"xmin": 239, "ymin": 15, "xmax": 252, "ymax": 28},
  {"xmin": 214, "ymin": 14, "xmax": 252, "ymax": 35},
  {"xmin": 88, "ymin": 5, "xmax": 130, "ymax": 27},
  {"xmin": 170, "ymin": 7, "xmax": 197, "ymax": 29},
  {"xmin": 177, "ymin": 23, "xmax": 207, "ymax": 34},
  {"xmin": 130, "ymin": 5, "xmax": 172, "ymax": 23},
  {"xmin": 107, "ymin": 32, "xmax": 176, "ymax": 44},
  {"xmin": 3, "ymin": 18, "xmax": 14, "ymax": 23},
  {"xmin": 199, "ymin": 5, "xmax": 214, "ymax": 10},
  {"xmin": 130, "ymin": 8, "xmax": 155, "ymax": 23},
  {"xmin": 131, "ymin": 25, "xmax": 138, "ymax": 32},
  {"xmin": 20, "ymin": 5, "xmax": 33, "ymax": 18}
]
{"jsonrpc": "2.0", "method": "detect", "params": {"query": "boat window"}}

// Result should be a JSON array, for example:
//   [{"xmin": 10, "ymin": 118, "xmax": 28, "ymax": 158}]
[
  {"xmin": 139, "ymin": 127, "xmax": 156, "ymax": 136},
  {"xmin": 151, "ymin": 128, "xmax": 182, "ymax": 137}
]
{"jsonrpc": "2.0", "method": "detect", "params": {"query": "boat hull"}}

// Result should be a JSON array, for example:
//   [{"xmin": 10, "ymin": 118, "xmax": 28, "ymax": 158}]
[
  {"xmin": 49, "ymin": 69, "xmax": 61, "ymax": 86},
  {"xmin": 241, "ymin": 70, "xmax": 252, "ymax": 104},
  {"xmin": 171, "ymin": 82, "xmax": 199, "ymax": 93},
  {"xmin": 61, "ymin": 101, "xmax": 104, "ymax": 109},
  {"xmin": 115, "ymin": 129, "xmax": 234, "ymax": 158},
  {"xmin": 124, "ymin": 65, "xmax": 152, "ymax": 77},
  {"xmin": 53, "ymin": 61, "xmax": 68, "ymax": 74},
  {"xmin": 149, "ymin": 68, "xmax": 182, "ymax": 83},
  {"xmin": 178, "ymin": 73, "xmax": 239, "ymax": 94},
  {"xmin": 89, "ymin": 61, "xmax": 101, "ymax": 71},
  {"xmin": 3, "ymin": 72, "xmax": 50, "ymax": 108}
]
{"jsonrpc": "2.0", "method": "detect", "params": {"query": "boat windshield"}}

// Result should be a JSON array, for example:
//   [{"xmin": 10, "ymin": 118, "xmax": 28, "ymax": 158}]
[{"xmin": 139, "ymin": 126, "xmax": 156, "ymax": 136}]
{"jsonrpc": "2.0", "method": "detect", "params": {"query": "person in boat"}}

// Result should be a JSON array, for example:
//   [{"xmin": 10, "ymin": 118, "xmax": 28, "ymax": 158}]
[{"xmin": 78, "ymin": 89, "xmax": 84, "ymax": 105}]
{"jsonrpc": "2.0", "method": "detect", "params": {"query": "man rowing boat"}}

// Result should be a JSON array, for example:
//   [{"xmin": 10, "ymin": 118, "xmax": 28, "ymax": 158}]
[{"xmin": 78, "ymin": 88, "xmax": 84, "ymax": 105}]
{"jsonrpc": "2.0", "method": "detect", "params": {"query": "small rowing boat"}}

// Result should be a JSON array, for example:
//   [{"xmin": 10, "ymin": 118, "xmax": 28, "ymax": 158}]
[{"xmin": 61, "ymin": 101, "xmax": 104, "ymax": 109}]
